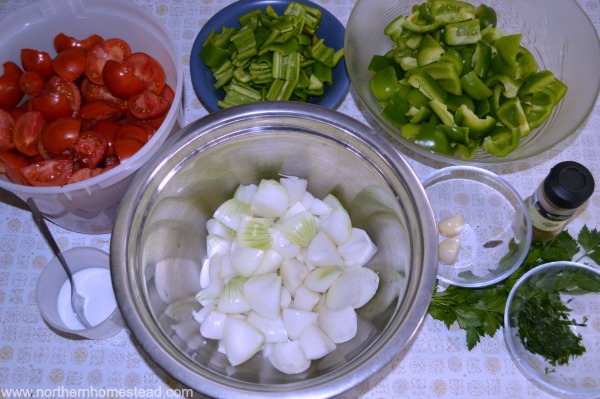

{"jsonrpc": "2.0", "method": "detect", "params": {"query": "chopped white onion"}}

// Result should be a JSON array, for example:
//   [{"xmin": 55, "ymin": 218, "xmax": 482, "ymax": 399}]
[
  {"xmin": 337, "ymin": 228, "xmax": 378, "ymax": 267},
  {"xmin": 299, "ymin": 324, "xmax": 336, "ymax": 360},
  {"xmin": 279, "ymin": 210, "xmax": 317, "ymax": 248},
  {"xmin": 244, "ymin": 273, "xmax": 281, "ymax": 320},
  {"xmin": 280, "ymin": 176, "xmax": 308, "ymax": 205},
  {"xmin": 292, "ymin": 284, "xmax": 321, "ymax": 311},
  {"xmin": 195, "ymin": 279, "xmax": 223, "ymax": 306},
  {"xmin": 318, "ymin": 305, "xmax": 357, "ymax": 343},
  {"xmin": 237, "ymin": 218, "xmax": 272, "ymax": 250},
  {"xmin": 282, "ymin": 308, "xmax": 318, "ymax": 340},
  {"xmin": 306, "ymin": 232, "xmax": 343, "ymax": 267},
  {"xmin": 200, "ymin": 310, "xmax": 227, "ymax": 339},
  {"xmin": 222, "ymin": 318, "xmax": 265, "ymax": 366},
  {"xmin": 325, "ymin": 267, "xmax": 379, "ymax": 310},
  {"xmin": 206, "ymin": 218, "xmax": 235, "ymax": 238},
  {"xmin": 251, "ymin": 179, "xmax": 289, "ymax": 218},
  {"xmin": 303, "ymin": 266, "xmax": 342, "ymax": 293},
  {"xmin": 218, "ymin": 276, "xmax": 251, "ymax": 314},
  {"xmin": 280, "ymin": 258, "xmax": 309, "ymax": 296},
  {"xmin": 268, "ymin": 340, "xmax": 311, "ymax": 374},
  {"xmin": 254, "ymin": 249, "xmax": 283, "ymax": 275},
  {"xmin": 247, "ymin": 312, "xmax": 288, "ymax": 343},
  {"xmin": 213, "ymin": 198, "xmax": 252, "ymax": 231},
  {"xmin": 230, "ymin": 246, "xmax": 265, "ymax": 277},
  {"xmin": 234, "ymin": 183, "xmax": 258, "ymax": 204},
  {"xmin": 320, "ymin": 205, "xmax": 352, "ymax": 245}
]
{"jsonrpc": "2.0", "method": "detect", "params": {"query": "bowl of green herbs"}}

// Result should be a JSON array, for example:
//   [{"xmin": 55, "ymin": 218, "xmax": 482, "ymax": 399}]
[
  {"xmin": 191, "ymin": 0, "xmax": 349, "ymax": 112},
  {"xmin": 504, "ymin": 261, "xmax": 600, "ymax": 398}
]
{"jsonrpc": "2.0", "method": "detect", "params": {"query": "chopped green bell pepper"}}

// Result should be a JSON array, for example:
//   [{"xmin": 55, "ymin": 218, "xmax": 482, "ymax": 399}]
[
  {"xmin": 474, "ymin": 4, "xmax": 497, "ymax": 29},
  {"xmin": 473, "ymin": 39, "xmax": 492, "ymax": 79},
  {"xmin": 422, "ymin": 61, "xmax": 462, "ymax": 95},
  {"xmin": 403, "ymin": 11, "xmax": 443, "ymax": 33},
  {"xmin": 370, "ymin": 66, "xmax": 400, "ymax": 101},
  {"xmin": 429, "ymin": 0, "xmax": 476, "ymax": 24},
  {"xmin": 460, "ymin": 70, "xmax": 492, "ymax": 100},
  {"xmin": 413, "ymin": 123, "xmax": 453, "ymax": 155},
  {"xmin": 481, "ymin": 126, "xmax": 519, "ymax": 157},
  {"xmin": 496, "ymin": 97, "xmax": 531, "ymax": 137},
  {"xmin": 443, "ymin": 19, "xmax": 481, "ymax": 46},
  {"xmin": 417, "ymin": 34, "xmax": 446, "ymax": 66},
  {"xmin": 454, "ymin": 104, "xmax": 496, "ymax": 139},
  {"xmin": 382, "ymin": 91, "xmax": 411, "ymax": 127},
  {"xmin": 429, "ymin": 99, "xmax": 456, "ymax": 127},
  {"xmin": 439, "ymin": 48, "xmax": 463, "ymax": 76},
  {"xmin": 407, "ymin": 68, "xmax": 448, "ymax": 103}
]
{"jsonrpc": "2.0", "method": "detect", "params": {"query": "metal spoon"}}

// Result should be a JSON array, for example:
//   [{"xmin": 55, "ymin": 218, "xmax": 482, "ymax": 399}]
[{"xmin": 26, "ymin": 198, "xmax": 93, "ymax": 329}]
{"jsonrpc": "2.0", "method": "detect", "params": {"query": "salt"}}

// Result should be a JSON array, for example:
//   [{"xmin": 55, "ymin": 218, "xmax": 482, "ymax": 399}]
[{"xmin": 56, "ymin": 268, "xmax": 118, "ymax": 330}]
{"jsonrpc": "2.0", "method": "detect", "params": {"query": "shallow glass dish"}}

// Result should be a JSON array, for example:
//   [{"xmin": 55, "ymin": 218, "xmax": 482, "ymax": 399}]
[
  {"xmin": 345, "ymin": 0, "xmax": 600, "ymax": 165},
  {"xmin": 504, "ymin": 261, "xmax": 600, "ymax": 398},
  {"xmin": 422, "ymin": 166, "xmax": 532, "ymax": 287},
  {"xmin": 190, "ymin": 0, "xmax": 350, "ymax": 112}
]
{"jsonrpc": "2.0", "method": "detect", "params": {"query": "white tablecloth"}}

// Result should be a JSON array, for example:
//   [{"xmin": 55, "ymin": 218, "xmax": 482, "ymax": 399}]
[{"xmin": 0, "ymin": 0, "xmax": 599, "ymax": 398}]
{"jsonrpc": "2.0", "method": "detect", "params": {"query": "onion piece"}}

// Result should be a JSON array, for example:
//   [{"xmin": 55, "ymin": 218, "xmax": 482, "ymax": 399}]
[
  {"xmin": 237, "ymin": 218, "xmax": 272, "ymax": 250},
  {"xmin": 196, "ymin": 279, "xmax": 224, "ymax": 306},
  {"xmin": 320, "ymin": 205, "xmax": 352, "ymax": 245},
  {"xmin": 282, "ymin": 308, "xmax": 318, "ymax": 340},
  {"xmin": 254, "ymin": 249, "xmax": 283, "ymax": 275},
  {"xmin": 207, "ymin": 234, "xmax": 232, "ymax": 258},
  {"xmin": 325, "ymin": 267, "xmax": 379, "ymax": 310},
  {"xmin": 268, "ymin": 340, "xmax": 311, "ymax": 374},
  {"xmin": 206, "ymin": 218, "xmax": 236, "ymax": 238},
  {"xmin": 280, "ymin": 175, "xmax": 308, "ymax": 204},
  {"xmin": 299, "ymin": 324, "xmax": 336, "ymax": 360},
  {"xmin": 218, "ymin": 276, "xmax": 251, "ymax": 314},
  {"xmin": 213, "ymin": 198, "xmax": 252, "ymax": 231},
  {"xmin": 280, "ymin": 258, "xmax": 310, "ymax": 296},
  {"xmin": 200, "ymin": 309, "xmax": 227, "ymax": 339},
  {"xmin": 222, "ymin": 318, "xmax": 265, "ymax": 366},
  {"xmin": 244, "ymin": 273, "xmax": 281, "ymax": 319},
  {"xmin": 234, "ymin": 183, "xmax": 258, "ymax": 203},
  {"xmin": 230, "ymin": 246, "xmax": 265, "ymax": 277},
  {"xmin": 247, "ymin": 311, "xmax": 288, "ymax": 343},
  {"xmin": 292, "ymin": 284, "xmax": 321, "ymax": 311},
  {"xmin": 251, "ymin": 179, "xmax": 289, "ymax": 218},
  {"xmin": 306, "ymin": 232, "xmax": 343, "ymax": 267},
  {"xmin": 279, "ymin": 210, "xmax": 317, "ymax": 248},
  {"xmin": 318, "ymin": 305, "xmax": 357, "ymax": 343},
  {"xmin": 303, "ymin": 266, "xmax": 342, "ymax": 293},
  {"xmin": 337, "ymin": 228, "xmax": 378, "ymax": 267},
  {"xmin": 270, "ymin": 228, "xmax": 301, "ymax": 259}
]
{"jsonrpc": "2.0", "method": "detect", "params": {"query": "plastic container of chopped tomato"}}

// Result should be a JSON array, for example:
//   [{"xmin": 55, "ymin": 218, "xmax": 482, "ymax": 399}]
[{"xmin": 0, "ymin": 0, "xmax": 183, "ymax": 234}]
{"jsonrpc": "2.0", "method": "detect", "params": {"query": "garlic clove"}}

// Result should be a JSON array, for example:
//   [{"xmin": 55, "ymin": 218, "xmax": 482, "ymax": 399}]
[
  {"xmin": 438, "ymin": 237, "xmax": 461, "ymax": 265},
  {"xmin": 438, "ymin": 215, "xmax": 465, "ymax": 237}
]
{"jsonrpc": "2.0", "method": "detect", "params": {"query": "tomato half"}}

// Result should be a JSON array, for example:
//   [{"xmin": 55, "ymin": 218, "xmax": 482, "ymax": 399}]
[
  {"xmin": 41, "ymin": 116, "xmax": 81, "ymax": 155},
  {"xmin": 115, "ymin": 123, "xmax": 150, "ymax": 143},
  {"xmin": 20, "ymin": 157, "xmax": 74, "ymax": 186},
  {"xmin": 128, "ymin": 90, "xmax": 170, "ymax": 120},
  {"xmin": 125, "ymin": 52, "xmax": 166, "ymax": 95},
  {"xmin": 20, "ymin": 49, "xmax": 54, "ymax": 79},
  {"xmin": 30, "ymin": 91, "xmax": 73, "ymax": 121},
  {"xmin": 13, "ymin": 110, "xmax": 45, "ymax": 156},
  {"xmin": 0, "ymin": 151, "xmax": 30, "ymax": 185},
  {"xmin": 19, "ymin": 71, "xmax": 44, "ymax": 97},
  {"xmin": 78, "ymin": 100, "xmax": 123, "ymax": 121},
  {"xmin": 45, "ymin": 76, "xmax": 82, "ymax": 115},
  {"xmin": 102, "ymin": 59, "xmax": 144, "ymax": 99},
  {"xmin": 0, "ymin": 62, "xmax": 25, "ymax": 109},
  {"xmin": 113, "ymin": 136, "xmax": 144, "ymax": 163},
  {"xmin": 52, "ymin": 48, "xmax": 87, "ymax": 81},
  {"xmin": 79, "ymin": 77, "xmax": 127, "ymax": 110},
  {"xmin": 54, "ymin": 33, "xmax": 104, "ymax": 53},
  {"xmin": 90, "ymin": 120, "xmax": 119, "ymax": 155},
  {"xmin": 86, "ymin": 38, "xmax": 132, "ymax": 85},
  {"xmin": 0, "ymin": 109, "xmax": 15, "ymax": 152},
  {"xmin": 68, "ymin": 167, "xmax": 103, "ymax": 184},
  {"xmin": 71, "ymin": 130, "xmax": 108, "ymax": 168}
]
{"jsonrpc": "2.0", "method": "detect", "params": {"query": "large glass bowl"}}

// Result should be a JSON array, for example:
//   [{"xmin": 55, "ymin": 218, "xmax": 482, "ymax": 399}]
[
  {"xmin": 345, "ymin": 0, "xmax": 600, "ymax": 165},
  {"xmin": 110, "ymin": 102, "xmax": 438, "ymax": 398}
]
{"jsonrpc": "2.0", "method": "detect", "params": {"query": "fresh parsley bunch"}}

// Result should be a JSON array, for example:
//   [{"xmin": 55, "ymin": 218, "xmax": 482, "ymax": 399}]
[{"xmin": 428, "ymin": 225, "xmax": 600, "ymax": 350}]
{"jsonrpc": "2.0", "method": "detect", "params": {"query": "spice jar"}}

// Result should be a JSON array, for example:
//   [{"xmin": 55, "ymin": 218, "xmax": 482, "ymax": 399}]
[{"xmin": 527, "ymin": 161, "xmax": 595, "ymax": 241}]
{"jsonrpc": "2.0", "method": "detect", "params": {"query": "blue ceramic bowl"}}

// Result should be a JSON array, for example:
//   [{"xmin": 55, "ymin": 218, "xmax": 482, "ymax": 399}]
[{"xmin": 190, "ymin": 0, "xmax": 350, "ymax": 112}]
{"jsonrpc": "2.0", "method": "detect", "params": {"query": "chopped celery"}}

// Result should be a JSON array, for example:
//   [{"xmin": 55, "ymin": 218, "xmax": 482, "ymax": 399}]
[
  {"xmin": 370, "ymin": 0, "xmax": 567, "ymax": 158},
  {"xmin": 200, "ymin": 2, "xmax": 343, "ymax": 109}
]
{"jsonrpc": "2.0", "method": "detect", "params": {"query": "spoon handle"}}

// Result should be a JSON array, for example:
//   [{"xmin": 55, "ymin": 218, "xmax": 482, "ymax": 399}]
[{"xmin": 26, "ymin": 198, "xmax": 75, "ymax": 280}]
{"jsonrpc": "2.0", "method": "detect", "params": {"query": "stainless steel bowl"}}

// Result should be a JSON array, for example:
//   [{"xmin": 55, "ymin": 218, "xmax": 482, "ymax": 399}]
[{"xmin": 111, "ymin": 102, "xmax": 437, "ymax": 398}]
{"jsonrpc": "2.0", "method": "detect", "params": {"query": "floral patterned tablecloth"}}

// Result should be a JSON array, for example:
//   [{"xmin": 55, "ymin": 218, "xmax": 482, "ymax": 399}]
[{"xmin": 0, "ymin": 0, "xmax": 599, "ymax": 398}]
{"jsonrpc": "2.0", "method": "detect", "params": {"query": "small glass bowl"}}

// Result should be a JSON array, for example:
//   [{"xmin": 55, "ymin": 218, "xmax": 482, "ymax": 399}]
[
  {"xmin": 504, "ymin": 261, "xmax": 600, "ymax": 398},
  {"xmin": 422, "ymin": 166, "xmax": 532, "ymax": 287}
]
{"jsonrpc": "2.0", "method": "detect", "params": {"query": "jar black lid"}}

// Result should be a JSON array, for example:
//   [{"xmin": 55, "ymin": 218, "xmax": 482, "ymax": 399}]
[{"xmin": 544, "ymin": 161, "xmax": 595, "ymax": 209}]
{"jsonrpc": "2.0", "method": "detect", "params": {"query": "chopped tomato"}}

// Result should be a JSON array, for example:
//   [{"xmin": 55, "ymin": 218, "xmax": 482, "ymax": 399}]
[
  {"xmin": 13, "ymin": 111, "xmax": 45, "ymax": 156},
  {"xmin": 19, "ymin": 71, "xmax": 45, "ymax": 97},
  {"xmin": 54, "ymin": 33, "xmax": 104, "ymax": 53},
  {"xmin": 90, "ymin": 120, "xmax": 119, "ymax": 155},
  {"xmin": 68, "ymin": 166, "xmax": 103, "ymax": 184},
  {"xmin": 86, "ymin": 38, "xmax": 132, "ymax": 85},
  {"xmin": 0, "ymin": 151, "xmax": 30, "ymax": 185},
  {"xmin": 78, "ymin": 100, "xmax": 123, "ymax": 121},
  {"xmin": 0, "ymin": 62, "xmax": 25, "ymax": 109},
  {"xmin": 115, "ymin": 123, "xmax": 150, "ymax": 143},
  {"xmin": 52, "ymin": 48, "xmax": 87, "ymax": 81},
  {"xmin": 41, "ymin": 116, "xmax": 81, "ymax": 155},
  {"xmin": 128, "ymin": 89, "xmax": 170, "ymax": 120},
  {"xmin": 30, "ymin": 91, "xmax": 73, "ymax": 121},
  {"xmin": 114, "ymin": 136, "xmax": 144, "ymax": 163},
  {"xmin": 20, "ymin": 49, "xmax": 54, "ymax": 79},
  {"xmin": 125, "ymin": 52, "xmax": 166, "ymax": 95},
  {"xmin": 104, "ymin": 154, "xmax": 120, "ymax": 168},
  {"xmin": 79, "ymin": 77, "xmax": 127, "ymax": 110},
  {"xmin": 0, "ymin": 109, "xmax": 15, "ymax": 152},
  {"xmin": 71, "ymin": 130, "xmax": 108, "ymax": 168},
  {"xmin": 20, "ymin": 156, "xmax": 74, "ymax": 186},
  {"xmin": 45, "ymin": 76, "xmax": 82, "ymax": 115},
  {"xmin": 102, "ymin": 59, "xmax": 144, "ymax": 99}
]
